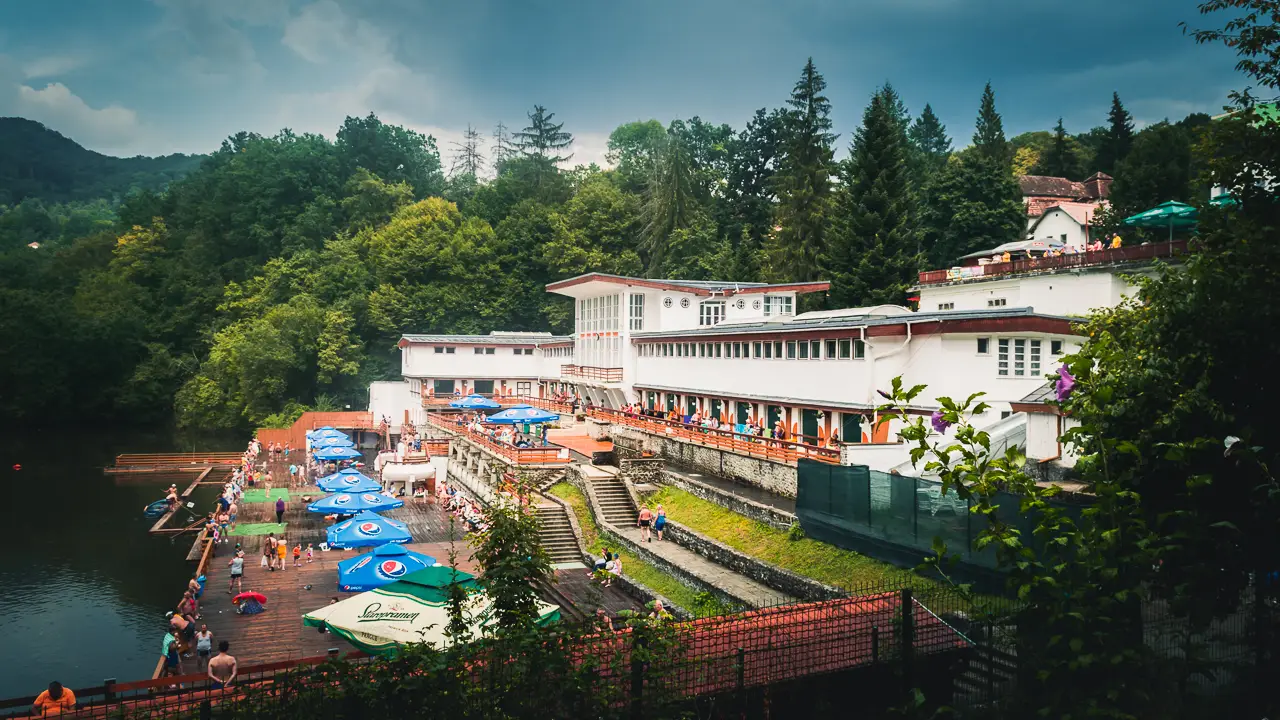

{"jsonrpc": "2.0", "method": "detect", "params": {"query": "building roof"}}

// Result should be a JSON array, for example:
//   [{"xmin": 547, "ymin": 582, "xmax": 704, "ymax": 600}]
[
  {"xmin": 631, "ymin": 306, "xmax": 1079, "ymax": 340},
  {"xmin": 398, "ymin": 333, "xmax": 573, "ymax": 347},
  {"xmin": 1020, "ymin": 175, "xmax": 1088, "ymax": 198},
  {"xmin": 544, "ymin": 273, "xmax": 830, "ymax": 298}
]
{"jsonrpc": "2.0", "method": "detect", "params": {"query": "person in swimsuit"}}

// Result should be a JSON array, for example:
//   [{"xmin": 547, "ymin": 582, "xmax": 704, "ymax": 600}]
[
  {"xmin": 161, "ymin": 630, "xmax": 182, "ymax": 679},
  {"xmin": 207, "ymin": 641, "xmax": 237, "ymax": 690},
  {"xmin": 654, "ymin": 504, "xmax": 667, "ymax": 541},
  {"xmin": 227, "ymin": 551, "xmax": 245, "ymax": 594},
  {"xmin": 264, "ymin": 534, "xmax": 276, "ymax": 571},
  {"xmin": 637, "ymin": 506, "xmax": 653, "ymax": 542},
  {"xmin": 195, "ymin": 625, "xmax": 213, "ymax": 670},
  {"xmin": 276, "ymin": 536, "xmax": 288, "ymax": 570}
]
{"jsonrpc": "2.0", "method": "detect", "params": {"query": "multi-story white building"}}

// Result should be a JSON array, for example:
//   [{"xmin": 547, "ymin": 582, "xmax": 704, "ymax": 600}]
[{"xmin": 375, "ymin": 244, "xmax": 1183, "ymax": 471}]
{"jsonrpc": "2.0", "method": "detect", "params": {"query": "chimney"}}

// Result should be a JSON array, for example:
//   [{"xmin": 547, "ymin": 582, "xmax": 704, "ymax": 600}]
[{"xmin": 1083, "ymin": 172, "xmax": 1113, "ymax": 200}]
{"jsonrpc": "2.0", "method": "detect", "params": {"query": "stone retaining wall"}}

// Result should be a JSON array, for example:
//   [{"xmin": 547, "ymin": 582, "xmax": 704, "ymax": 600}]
[
  {"xmin": 656, "ymin": 471, "xmax": 795, "ymax": 531},
  {"xmin": 659, "ymin": 521, "xmax": 846, "ymax": 601},
  {"xmin": 609, "ymin": 425, "xmax": 798, "ymax": 497},
  {"xmin": 619, "ymin": 457, "xmax": 665, "ymax": 485}
]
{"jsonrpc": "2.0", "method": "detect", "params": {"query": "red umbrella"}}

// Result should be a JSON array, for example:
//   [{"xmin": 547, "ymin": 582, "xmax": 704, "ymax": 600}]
[{"xmin": 233, "ymin": 592, "xmax": 268, "ymax": 605}]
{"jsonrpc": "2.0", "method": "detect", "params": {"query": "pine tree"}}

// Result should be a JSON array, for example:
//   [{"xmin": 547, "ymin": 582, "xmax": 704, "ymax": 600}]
[
  {"xmin": 1041, "ymin": 118, "xmax": 1079, "ymax": 179},
  {"xmin": 828, "ymin": 86, "xmax": 917, "ymax": 307},
  {"xmin": 909, "ymin": 103, "xmax": 952, "ymax": 177},
  {"xmin": 973, "ymin": 82, "xmax": 1009, "ymax": 165},
  {"xmin": 919, "ymin": 86, "xmax": 1025, "ymax": 267},
  {"xmin": 513, "ymin": 106, "xmax": 573, "ymax": 187},
  {"xmin": 640, "ymin": 125, "xmax": 698, "ymax": 276},
  {"xmin": 1096, "ymin": 92, "xmax": 1135, "ymax": 175},
  {"xmin": 767, "ymin": 58, "xmax": 836, "ymax": 283},
  {"xmin": 491, "ymin": 121, "xmax": 517, "ymax": 173},
  {"xmin": 449, "ymin": 125, "xmax": 486, "ymax": 178},
  {"xmin": 723, "ymin": 108, "xmax": 787, "ymax": 282}
]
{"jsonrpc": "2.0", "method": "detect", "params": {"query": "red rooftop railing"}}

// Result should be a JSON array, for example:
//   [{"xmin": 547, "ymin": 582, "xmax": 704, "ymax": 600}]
[
  {"xmin": 917, "ymin": 239, "xmax": 1187, "ymax": 285},
  {"xmin": 422, "ymin": 413, "xmax": 571, "ymax": 465}
]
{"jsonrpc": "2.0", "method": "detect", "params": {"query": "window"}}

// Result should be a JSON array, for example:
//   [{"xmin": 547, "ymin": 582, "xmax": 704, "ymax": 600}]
[
  {"xmin": 699, "ymin": 301, "xmax": 726, "ymax": 326},
  {"xmin": 714, "ymin": 343, "xmax": 722, "ymax": 358},
  {"xmin": 764, "ymin": 341, "xmax": 773, "ymax": 359},
  {"xmin": 798, "ymin": 341, "xmax": 809, "ymax": 359},
  {"xmin": 997, "ymin": 338, "xmax": 1040, "ymax": 376},
  {"xmin": 764, "ymin": 295, "xmax": 794, "ymax": 316},
  {"xmin": 446, "ymin": 347, "xmax": 455, "ymax": 354},
  {"xmin": 1030, "ymin": 339, "xmax": 1041, "ymax": 376},
  {"xmin": 486, "ymin": 348, "xmax": 495, "ymax": 355},
  {"xmin": 838, "ymin": 339, "xmax": 852, "ymax": 359},
  {"xmin": 698, "ymin": 343, "xmax": 706, "ymax": 357},
  {"xmin": 629, "ymin": 294, "xmax": 645, "ymax": 331},
  {"xmin": 753, "ymin": 342, "xmax": 762, "ymax": 358},
  {"xmin": 998, "ymin": 339, "xmax": 1009, "ymax": 376},
  {"xmin": 1002, "ymin": 410, "xmax": 1012, "ymax": 419},
  {"xmin": 774, "ymin": 341, "xmax": 783, "ymax": 358},
  {"xmin": 937, "ymin": 302, "xmax": 955, "ymax": 310},
  {"xmin": 435, "ymin": 347, "xmax": 445, "ymax": 354},
  {"xmin": 733, "ymin": 343, "xmax": 741, "ymax": 358},
  {"xmin": 1060, "ymin": 234, "xmax": 1067, "ymax": 244},
  {"xmin": 987, "ymin": 298, "xmax": 1007, "ymax": 307},
  {"xmin": 526, "ymin": 349, "xmax": 534, "ymax": 355},
  {"xmin": 1051, "ymin": 340, "xmax": 1064, "ymax": 355},
  {"xmin": 476, "ymin": 348, "xmax": 485, "ymax": 354},
  {"xmin": 854, "ymin": 339, "xmax": 865, "ymax": 359},
  {"xmin": 977, "ymin": 338, "xmax": 990, "ymax": 355},
  {"xmin": 680, "ymin": 297, "xmax": 691, "ymax": 309},
  {"xmin": 825, "ymin": 340, "xmax": 837, "ymax": 359},
  {"xmin": 810, "ymin": 340, "xmax": 821, "ymax": 359},
  {"xmin": 787, "ymin": 341, "xmax": 797, "ymax": 359},
  {"xmin": 663, "ymin": 297, "xmax": 673, "ymax": 309}
]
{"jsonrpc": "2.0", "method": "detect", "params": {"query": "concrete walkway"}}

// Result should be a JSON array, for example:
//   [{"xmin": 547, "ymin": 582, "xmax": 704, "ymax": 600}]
[
  {"xmin": 614, "ymin": 525, "xmax": 796, "ymax": 608},
  {"xmin": 664, "ymin": 465, "xmax": 797, "ymax": 515}
]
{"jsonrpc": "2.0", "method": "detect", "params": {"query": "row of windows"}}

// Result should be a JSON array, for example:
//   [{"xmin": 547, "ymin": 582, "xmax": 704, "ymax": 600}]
[
  {"xmin": 577, "ymin": 295, "xmax": 620, "ymax": 334},
  {"xmin": 545, "ymin": 346, "xmax": 574, "ymax": 358},
  {"xmin": 638, "ymin": 338, "xmax": 867, "ymax": 360},
  {"xmin": 629, "ymin": 293, "xmax": 645, "ymax": 331},
  {"xmin": 430, "ymin": 346, "xmax": 541, "ymax": 356}
]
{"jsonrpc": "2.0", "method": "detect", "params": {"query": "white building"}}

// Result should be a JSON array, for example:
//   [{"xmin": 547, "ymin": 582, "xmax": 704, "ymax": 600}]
[{"xmin": 378, "ymin": 246, "xmax": 1181, "ymax": 471}]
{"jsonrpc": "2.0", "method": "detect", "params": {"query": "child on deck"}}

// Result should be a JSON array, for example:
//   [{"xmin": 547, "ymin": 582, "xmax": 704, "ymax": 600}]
[
  {"xmin": 306, "ymin": 544, "xmax": 314, "ymax": 563},
  {"xmin": 293, "ymin": 544, "xmax": 302, "ymax": 567}
]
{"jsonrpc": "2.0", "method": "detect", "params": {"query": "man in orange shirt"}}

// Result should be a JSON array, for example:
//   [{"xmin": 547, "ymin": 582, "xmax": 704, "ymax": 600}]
[{"xmin": 32, "ymin": 682, "xmax": 76, "ymax": 716}]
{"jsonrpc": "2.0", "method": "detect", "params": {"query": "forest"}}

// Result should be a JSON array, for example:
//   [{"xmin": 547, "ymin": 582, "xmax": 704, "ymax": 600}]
[{"xmin": 0, "ymin": 61, "xmax": 1213, "ymax": 432}]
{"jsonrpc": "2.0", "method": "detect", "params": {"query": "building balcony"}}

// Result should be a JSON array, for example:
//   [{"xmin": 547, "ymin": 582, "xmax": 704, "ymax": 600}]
[
  {"xmin": 422, "ymin": 413, "xmax": 571, "ymax": 466},
  {"xmin": 917, "ymin": 239, "xmax": 1187, "ymax": 286},
  {"xmin": 560, "ymin": 364, "xmax": 623, "ymax": 384}
]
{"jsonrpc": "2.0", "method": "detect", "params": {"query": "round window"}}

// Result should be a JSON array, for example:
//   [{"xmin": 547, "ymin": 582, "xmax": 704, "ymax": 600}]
[
  {"xmin": 752, "ymin": 299, "xmax": 762, "ymax": 310},
  {"xmin": 734, "ymin": 299, "xmax": 746, "ymax": 310},
  {"xmin": 679, "ymin": 298, "xmax": 691, "ymax": 309},
  {"xmin": 662, "ymin": 297, "xmax": 673, "ymax": 308}
]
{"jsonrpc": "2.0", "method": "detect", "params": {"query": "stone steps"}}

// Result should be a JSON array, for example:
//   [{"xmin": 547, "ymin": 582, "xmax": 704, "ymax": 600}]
[
  {"xmin": 534, "ymin": 504, "xmax": 582, "ymax": 563},
  {"xmin": 590, "ymin": 476, "xmax": 639, "ymax": 526}
]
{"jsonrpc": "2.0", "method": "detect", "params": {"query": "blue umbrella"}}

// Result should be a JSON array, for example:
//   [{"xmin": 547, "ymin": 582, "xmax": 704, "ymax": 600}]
[
  {"xmin": 486, "ymin": 404, "xmax": 559, "ymax": 424},
  {"xmin": 327, "ymin": 511, "xmax": 411, "ymax": 549},
  {"xmin": 449, "ymin": 394, "xmax": 502, "ymax": 410},
  {"xmin": 337, "ymin": 544, "xmax": 436, "ymax": 592},
  {"xmin": 317, "ymin": 470, "xmax": 382, "ymax": 493},
  {"xmin": 313, "ymin": 437, "xmax": 356, "ymax": 449},
  {"xmin": 309, "ymin": 491, "xmax": 404, "ymax": 514},
  {"xmin": 314, "ymin": 446, "xmax": 362, "ymax": 461}
]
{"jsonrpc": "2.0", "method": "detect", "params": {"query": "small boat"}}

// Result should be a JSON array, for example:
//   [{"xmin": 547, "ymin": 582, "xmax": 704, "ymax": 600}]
[{"xmin": 143, "ymin": 500, "xmax": 170, "ymax": 518}]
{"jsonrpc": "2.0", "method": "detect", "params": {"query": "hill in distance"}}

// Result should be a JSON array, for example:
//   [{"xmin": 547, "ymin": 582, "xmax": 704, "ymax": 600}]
[{"xmin": 0, "ymin": 117, "xmax": 206, "ymax": 205}]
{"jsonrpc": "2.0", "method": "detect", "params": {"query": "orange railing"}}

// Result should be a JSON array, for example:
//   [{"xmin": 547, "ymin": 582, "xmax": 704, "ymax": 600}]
[
  {"xmin": 422, "ymin": 413, "xmax": 571, "ymax": 465},
  {"xmin": 587, "ymin": 407, "xmax": 841, "ymax": 465},
  {"xmin": 561, "ymin": 365, "xmax": 623, "ymax": 382},
  {"xmin": 917, "ymin": 239, "xmax": 1187, "ymax": 285},
  {"xmin": 516, "ymin": 395, "xmax": 575, "ymax": 415}
]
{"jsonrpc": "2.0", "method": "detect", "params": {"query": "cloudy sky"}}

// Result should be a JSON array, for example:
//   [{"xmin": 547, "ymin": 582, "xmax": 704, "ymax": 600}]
[{"xmin": 0, "ymin": 0, "xmax": 1251, "ymax": 166}]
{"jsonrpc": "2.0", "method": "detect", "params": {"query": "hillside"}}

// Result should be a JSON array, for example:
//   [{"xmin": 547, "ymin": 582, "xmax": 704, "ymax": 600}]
[{"xmin": 0, "ymin": 117, "xmax": 205, "ymax": 205}]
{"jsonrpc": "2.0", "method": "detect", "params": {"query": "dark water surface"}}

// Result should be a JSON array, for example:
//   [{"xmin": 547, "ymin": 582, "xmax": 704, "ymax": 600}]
[{"xmin": 0, "ymin": 430, "xmax": 241, "ymax": 700}]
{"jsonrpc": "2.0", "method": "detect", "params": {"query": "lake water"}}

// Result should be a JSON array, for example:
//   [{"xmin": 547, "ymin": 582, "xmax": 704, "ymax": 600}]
[{"xmin": 0, "ymin": 430, "xmax": 240, "ymax": 701}]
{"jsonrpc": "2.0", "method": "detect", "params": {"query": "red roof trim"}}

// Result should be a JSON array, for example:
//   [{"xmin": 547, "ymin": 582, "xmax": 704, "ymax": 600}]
[
  {"xmin": 1010, "ymin": 402, "xmax": 1060, "ymax": 415},
  {"xmin": 733, "ymin": 282, "xmax": 830, "ymax": 295},
  {"xmin": 631, "ymin": 316, "xmax": 1081, "ymax": 345},
  {"xmin": 545, "ymin": 273, "xmax": 829, "ymax": 296}
]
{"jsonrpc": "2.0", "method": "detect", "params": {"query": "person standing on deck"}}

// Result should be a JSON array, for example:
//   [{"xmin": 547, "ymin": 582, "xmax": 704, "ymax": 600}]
[
  {"xmin": 265, "ymin": 534, "xmax": 277, "ymax": 571},
  {"xmin": 160, "ymin": 629, "xmax": 183, "ymax": 679},
  {"xmin": 637, "ymin": 506, "xmax": 653, "ymax": 542},
  {"xmin": 275, "ymin": 496, "xmax": 286, "ymax": 525},
  {"xmin": 227, "ymin": 500, "xmax": 237, "ymax": 535},
  {"xmin": 195, "ymin": 625, "xmax": 213, "ymax": 670},
  {"xmin": 288, "ymin": 463, "xmax": 298, "ymax": 487},
  {"xmin": 207, "ymin": 642, "xmax": 237, "ymax": 690},
  {"xmin": 227, "ymin": 550, "xmax": 245, "ymax": 593},
  {"xmin": 276, "ymin": 534, "xmax": 288, "ymax": 570},
  {"xmin": 31, "ymin": 682, "xmax": 75, "ymax": 716},
  {"xmin": 654, "ymin": 505, "xmax": 667, "ymax": 542}
]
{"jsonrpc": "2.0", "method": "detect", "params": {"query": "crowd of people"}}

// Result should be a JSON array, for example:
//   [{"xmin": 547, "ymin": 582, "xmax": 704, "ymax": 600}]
[
  {"xmin": 437, "ymin": 480, "xmax": 488, "ymax": 533},
  {"xmin": 616, "ymin": 403, "xmax": 842, "ymax": 448},
  {"xmin": 450, "ymin": 412, "xmax": 551, "ymax": 448}
]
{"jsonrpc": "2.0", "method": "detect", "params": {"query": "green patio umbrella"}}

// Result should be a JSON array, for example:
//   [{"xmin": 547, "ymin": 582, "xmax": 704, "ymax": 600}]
[{"xmin": 1122, "ymin": 201, "xmax": 1198, "ymax": 241}]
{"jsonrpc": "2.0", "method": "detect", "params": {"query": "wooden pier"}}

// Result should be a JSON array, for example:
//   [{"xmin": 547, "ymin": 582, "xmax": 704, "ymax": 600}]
[{"xmin": 107, "ymin": 452, "xmax": 243, "ymax": 474}]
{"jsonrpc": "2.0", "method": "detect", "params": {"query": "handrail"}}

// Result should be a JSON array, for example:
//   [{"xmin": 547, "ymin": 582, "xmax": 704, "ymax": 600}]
[
  {"xmin": 917, "ymin": 240, "xmax": 1187, "ymax": 284},
  {"xmin": 560, "ymin": 364, "xmax": 623, "ymax": 382},
  {"xmin": 422, "ymin": 414, "xmax": 570, "ymax": 465},
  {"xmin": 515, "ymin": 395, "xmax": 575, "ymax": 415},
  {"xmin": 587, "ymin": 407, "xmax": 841, "ymax": 465}
]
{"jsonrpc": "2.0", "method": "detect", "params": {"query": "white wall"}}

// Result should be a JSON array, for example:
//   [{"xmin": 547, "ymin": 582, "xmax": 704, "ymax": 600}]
[
  {"xmin": 918, "ymin": 271, "xmax": 1142, "ymax": 317},
  {"xmin": 1028, "ymin": 209, "xmax": 1087, "ymax": 248},
  {"xmin": 402, "ymin": 343, "xmax": 545, "ymax": 379},
  {"xmin": 368, "ymin": 381, "xmax": 416, "ymax": 432},
  {"xmin": 1025, "ymin": 412, "xmax": 1060, "ymax": 460}
]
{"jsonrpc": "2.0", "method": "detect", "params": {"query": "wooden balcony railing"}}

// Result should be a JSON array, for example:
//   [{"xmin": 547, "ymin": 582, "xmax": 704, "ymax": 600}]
[
  {"xmin": 586, "ymin": 407, "xmax": 841, "ymax": 465},
  {"xmin": 422, "ymin": 413, "xmax": 571, "ymax": 465},
  {"xmin": 516, "ymin": 395, "xmax": 575, "ymax": 415},
  {"xmin": 917, "ymin": 239, "xmax": 1187, "ymax": 285},
  {"xmin": 561, "ymin": 364, "xmax": 624, "ymax": 383}
]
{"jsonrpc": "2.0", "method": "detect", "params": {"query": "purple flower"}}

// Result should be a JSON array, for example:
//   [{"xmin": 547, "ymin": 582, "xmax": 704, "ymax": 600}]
[
  {"xmin": 877, "ymin": 389, "xmax": 893, "ymax": 401},
  {"xmin": 930, "ymin": 410, "xmax": 952, "ymax": 434},
  {"xmin": 1055, "ymin": 365, "xmax": 1076, "ymax": 402}
]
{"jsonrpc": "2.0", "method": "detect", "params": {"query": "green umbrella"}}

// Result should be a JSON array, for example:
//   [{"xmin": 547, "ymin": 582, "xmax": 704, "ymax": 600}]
[
  {"xmin": 1122, "ymin": 201, "xmax": 1198, "ymax": 241},
  {"xmin": 1209, "ymin": 193, "xmax": 1238, "ymax": 207}
]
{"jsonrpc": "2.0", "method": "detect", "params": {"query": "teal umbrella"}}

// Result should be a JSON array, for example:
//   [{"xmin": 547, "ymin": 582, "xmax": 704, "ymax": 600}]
[{"xmin": 1122, "ymin": 201, "xmax": 1198, "ymax": 241}]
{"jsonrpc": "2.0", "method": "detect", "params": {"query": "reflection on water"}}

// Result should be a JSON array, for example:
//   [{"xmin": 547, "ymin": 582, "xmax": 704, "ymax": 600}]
[{"xmin": 0, "ymin": 429, "xmax": 239, "ymax": 699}]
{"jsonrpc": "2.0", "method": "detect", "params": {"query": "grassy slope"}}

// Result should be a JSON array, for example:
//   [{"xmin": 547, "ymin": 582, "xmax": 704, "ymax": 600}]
[
  {"xmin": 644, "ymin": 486, "xmax": 927, "ymax": 591},
  {"xmin": 547, "ymin": 482, "xmax": 703, "ymax": 612}
]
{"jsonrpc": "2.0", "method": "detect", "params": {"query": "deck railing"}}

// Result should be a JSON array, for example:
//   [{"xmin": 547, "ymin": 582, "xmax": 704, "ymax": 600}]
[
  {"xmin": 586, "ymin": 407, "xmax": 841, "ymax": 465},
  {"xmin": 422, "ymin": 413, "xmax": 571, "ymax": 465},
  {"xmin": 917, "ymin": 239, "xmax": 1187, "ymax": 285},
  {"xmin": 516, "ymin": 395, "xmax": 575, "ymax": 415},
  {"xmin": 561, "ymin": 364, "xmax": 624, "ymax": 383}
]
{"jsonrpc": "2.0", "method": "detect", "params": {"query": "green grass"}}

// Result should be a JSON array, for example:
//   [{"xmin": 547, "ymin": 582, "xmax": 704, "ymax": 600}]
[
  {"xmin": 644, "ymin": 486, "xmax": 927, "ymax": 591},
  {"xmin": 240, "ymin": 488, "xmax": 306, "ymax": 503},
  {"xmin": 547, "ymin": 481, "xmax": 703, "ymax": 612},
  {"xmin": 228, "ymin": 522, "xmax": 287, "ymax": 536}
]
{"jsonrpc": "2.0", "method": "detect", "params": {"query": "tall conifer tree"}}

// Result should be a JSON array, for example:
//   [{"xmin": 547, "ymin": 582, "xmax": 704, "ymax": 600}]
[
  {"xmin": 1041, "ymin": 118, "xmax": 1079, "ymax": 179},
  {"xmin": 640, "ymin": 125, "xmax": 698, "ymax": 276},
  {"xmin": 767, "ymin": 58, "xmax": 836, "ymax": 283},
  {"xmin": 1096, "ymin": 92, "xmax": 1135, "ymax": 175},
  {"xmin": 909, "ymin": 103, "xmax": 952, "ymax": 179},
  {"xmin": 514, "ymin": 105, "xmax": 573, "ymax": 187},
  {"xmin": 829, "ymin": 85, "xmax": 917, "ymax": 306}
]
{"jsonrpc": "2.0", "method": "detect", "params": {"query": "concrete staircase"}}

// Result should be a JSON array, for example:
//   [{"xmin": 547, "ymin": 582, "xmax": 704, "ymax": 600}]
[
  {"xmin": 534, "ymin": 503, "xmax": 582, "ymax": 563},
  {"xmin": 590, "ymin": 470, "xmax": 639, "ymax": 527}
]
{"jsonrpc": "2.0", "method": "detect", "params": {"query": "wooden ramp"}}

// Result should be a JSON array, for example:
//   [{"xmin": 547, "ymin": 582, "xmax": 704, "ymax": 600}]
[{"xmin": 108, "ymin": 452, "xmax": 242, "ymax": 474}]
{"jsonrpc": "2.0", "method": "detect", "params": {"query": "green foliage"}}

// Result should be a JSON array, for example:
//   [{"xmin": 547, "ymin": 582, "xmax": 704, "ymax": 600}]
[
  {"xmin": 640, "ymin": 124, "xmax": 700, "ymax": 275},
  {"xmin": 472, "ymin": 477, "xmax": 553, "ymax": 634},
  {"xmin": 1096, "ymin": 92, "xmax": 1136, "ymax": 175},
  {"xmin": 767, "ymin": 58, "xmax": 836, "ymax": 283},
  {"xmin": 606, "ymin": 119, "xmax": 667, "ymax": 192},
  {"xmin": 0, "ymin": 118, "xmax": 203, "ymax": 205},
  {"xmin": 787, "ymin": 522, "xmax": 805, "ymax": 541},
  {"xmin": 1107, "ymin": 121, "xmax": 1197, "ymax": 220},
  {"xmin": 971, "ymin": 82, "xmax": 1009, "ymax": 165},
  {"xmin": 907, "ymin": 103, "xmax": 951, "ymax": 189},
  {"xmin": 1039, "ymin": 117, "xmax": 1081, "ymax": 179}
]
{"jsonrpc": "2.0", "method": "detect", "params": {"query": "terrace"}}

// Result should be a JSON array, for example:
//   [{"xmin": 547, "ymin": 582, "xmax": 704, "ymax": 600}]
[
  {"xmin": 586, "ymin": 406, "xmax": 841, "ymax": 465},
  {"xmin": 422, "ymin": 412, "xmax": 572, "ymax": 465},
  {"xmin": 916, "ymin": 239, "xmax": 1187, "ymax": 285}
]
